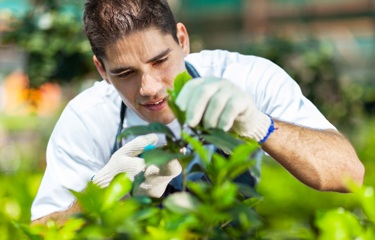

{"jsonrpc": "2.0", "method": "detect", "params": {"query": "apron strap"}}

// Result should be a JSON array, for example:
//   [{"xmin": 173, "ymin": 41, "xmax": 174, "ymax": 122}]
[
  {"xmin": 111, "ymin": 101, "xmax": 126, "ymax": 155},
  {"xmin": 185, "ymin": 61, "xmax": 200, "ymax": 79}
]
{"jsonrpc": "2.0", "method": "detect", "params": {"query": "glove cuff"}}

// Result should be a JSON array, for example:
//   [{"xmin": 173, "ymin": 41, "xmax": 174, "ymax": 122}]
[{"xmin": 244, "ymin": 111, "xmax": 272, "ymax": 142}]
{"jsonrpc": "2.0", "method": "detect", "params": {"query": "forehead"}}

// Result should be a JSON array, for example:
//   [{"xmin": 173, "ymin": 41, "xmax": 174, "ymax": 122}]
[{"xmin": 104, "ymin": 28, "xmax": 177, "ymax": 66}]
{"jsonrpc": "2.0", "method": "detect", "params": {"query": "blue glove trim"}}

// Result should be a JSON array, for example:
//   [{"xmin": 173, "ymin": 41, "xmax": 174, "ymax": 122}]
[
  {"xmin": 140, "ymin": 145, "xmax": 156, "ymax": 158},
  {"xmin": 259, "ymin": 115, "xmax": 274, "ymax": 144},
  {"xmin": 91, "ymin": 175, "xmax": 95, "ymax": 181},
  {"xmin": 144, "ymin": 145, "xmax": 156, "ymax": 151}
]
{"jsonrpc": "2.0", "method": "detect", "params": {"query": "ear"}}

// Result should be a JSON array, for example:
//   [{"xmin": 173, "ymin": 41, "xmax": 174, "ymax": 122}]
[
  {"xmin": 176, "ymin": 23, "xmax": 190, "ymax": 57},
  {"xmin": 93, "ymin": 55, "xmax": 111, "ymax": 84}
]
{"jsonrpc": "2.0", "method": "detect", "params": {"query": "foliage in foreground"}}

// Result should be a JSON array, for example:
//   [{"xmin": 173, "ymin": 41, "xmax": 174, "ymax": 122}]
[
  {"xmin": 315, "ymin": 183, "xmax": 375, "ymax": 240},
  {"xmin": 14, "ymin": 72, "xmax": 263, "ymax": 239}
]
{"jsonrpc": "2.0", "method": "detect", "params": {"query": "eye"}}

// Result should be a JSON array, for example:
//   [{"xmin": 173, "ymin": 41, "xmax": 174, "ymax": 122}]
[
  {"xmin": 118, "ymin": 70, "xmax": 134, "ymax": 78},
  {"xmin": 153, "ymin": 57, "xmax": 168, "ymax": 65}
]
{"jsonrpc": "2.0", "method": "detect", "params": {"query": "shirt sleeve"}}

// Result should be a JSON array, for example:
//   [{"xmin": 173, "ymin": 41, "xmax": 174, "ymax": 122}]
[
  {"xmin": 246, "ymin": 56, "xmax": 336, "ymax": 130},
  {"xmin": 31, "ymin": 103, "xmax": 111, "ymax": 221}
]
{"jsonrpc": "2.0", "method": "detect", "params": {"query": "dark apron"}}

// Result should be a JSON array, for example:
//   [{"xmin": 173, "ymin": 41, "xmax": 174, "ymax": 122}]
[{"xmin": 111, "ymin": 62, "xmax": 256, "ymax": 195}]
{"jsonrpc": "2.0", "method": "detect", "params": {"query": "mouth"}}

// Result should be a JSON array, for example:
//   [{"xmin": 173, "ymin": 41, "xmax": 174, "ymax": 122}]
[{"xmin": 141, "ymin": 97, "xmax": 168, "ymax": 112}]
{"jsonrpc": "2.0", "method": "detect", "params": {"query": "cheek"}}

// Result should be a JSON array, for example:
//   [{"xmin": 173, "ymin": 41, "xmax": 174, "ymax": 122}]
[
  {"xmin": 162, "ymin": 59, "xmax": 185, "ymax": 87},
  {"xmin": 111, "ymin": 79, "xmax": 139, "ymax": 104},
  {"xmin": 161, "ymin": 69, "xmax": 176, "ymax": 88},
  {"xmin": 122, "ymin": 89, "xmax": 136, "ymax": 103}
]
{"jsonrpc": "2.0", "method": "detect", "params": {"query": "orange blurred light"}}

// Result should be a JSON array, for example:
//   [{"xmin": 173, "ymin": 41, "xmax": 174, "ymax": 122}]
[{"xmin": 2, "ymin": 70, "xmax": 61, "ymax": 117}]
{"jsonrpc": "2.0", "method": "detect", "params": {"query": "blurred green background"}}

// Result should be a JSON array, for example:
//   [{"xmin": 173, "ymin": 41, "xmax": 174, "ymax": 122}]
[{"xmin": 0, "ymin": 0, "xmax": 375, "ymax": 239}]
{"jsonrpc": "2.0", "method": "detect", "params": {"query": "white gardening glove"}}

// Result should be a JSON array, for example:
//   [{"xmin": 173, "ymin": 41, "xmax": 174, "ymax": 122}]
[
  {"xmin": 136, "ymin": 159, "xmax": 182, "ymax": 198},
  {"xmin": 92, "ymin": 133, "xmax": 182, "ymax": 198},
  {"xmin": 175, "ymin": 77, "xmax": 272, "ymax": 142},
  {"xmin": 92, "ymin": 133, "xmax": 158, "ymax": 188}
]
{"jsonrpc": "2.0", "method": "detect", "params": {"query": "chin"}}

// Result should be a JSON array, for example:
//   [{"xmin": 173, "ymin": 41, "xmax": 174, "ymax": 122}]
[
  {"xmin": 151, "ymin": 115, "xmax": 176, "ymax": 125},
  {"xmin": 143, "ymin": 111, "xmax": 176, "ymax": 125}
]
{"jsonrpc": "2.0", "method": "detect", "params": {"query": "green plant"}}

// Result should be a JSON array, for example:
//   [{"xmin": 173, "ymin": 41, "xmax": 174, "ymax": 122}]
[
  {"xmin": 14, "ymin": 72, "xmax": 263, "ymax": 239},
  {"xmin": 315, "ymin": 183, "xmax": 375, "ymax": 240}
]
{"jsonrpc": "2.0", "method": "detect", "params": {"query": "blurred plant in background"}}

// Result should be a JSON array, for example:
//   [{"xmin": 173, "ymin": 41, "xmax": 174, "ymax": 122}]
[
  {"xmin": 0, "ymin": 173, "xmax": 44, "ymax": 239},
  {"xmin": 0, "ymin": 114, "xmax": 58, "ymax": 239},
  {"xmin": 1, "ymin": 0, "xmax": 93, "ymax": 89}
]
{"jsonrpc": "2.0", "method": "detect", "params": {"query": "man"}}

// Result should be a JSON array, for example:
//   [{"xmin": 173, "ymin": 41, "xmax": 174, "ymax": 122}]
[{"xmin": 31, "ymin": 0, "xmax": 364, "ymax": 225}]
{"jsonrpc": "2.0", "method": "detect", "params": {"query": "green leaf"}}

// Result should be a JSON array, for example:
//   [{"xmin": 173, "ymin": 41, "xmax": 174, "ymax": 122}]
[
  {"xmin": 186, "ymin": 182, "xmax": 211, "ymax": 202},
  {"xmin": 235, "ymin": 183, "xmax": 262, "ymax": 199},
  {"xmin": 164, "ymin": 192, "xmax": 201, "ymax": 214},
  {"xmin": 170, "ymin": 71, "xmax": 193, "ymax": 101},
  {"xmin": 198, "ymin": 204, "xmax": 232, "ymax": 225},
  {"xmin": 227, "ymin": 205, "xmax": 262, "ymax": 229},
  {"xmin": 202, "ymin": 128, "xmax": 241, "ymax": 153},
  {"xmin": 13, "ymin": 221, "xmax": 44, "ymax": 240},
  {"xmin": 119, "ymin": 123, "xmax": 175, "ymax": 140},
  {"xmin": 187, "ymin": 163, "xmax": 205, "ymax": 174},
  {"xmin": 133, "ymin": 208, "xmax": 160, "ymax": 221},
  {"xmin": 102, "ymin": 202, "xmax": 139, "ymax": 227},
  {"xmin": 76, "ymin": 224, "xmax": 113, "ymax": 239},
  {"xmin": 179, "ymin": 154, "xmax": 194, "ymax": 169},
  {"xmin": 211, "ymin": 153, "xmax": 229, "ymax": 185},
  {"xmin": 211, "ymin": 153, "xmax": 228, "ymax": 171},
  {"xmin": 167, "ymin": 97, "xmax": 186, "ymax": 126},
  {"xmin": 181, "ymin": 131, "xmax": 210, "ymax": 165},
  {"xmin": 315, "ymin": 208, "xmax": 364, "ymax": 239},
  {"xmin": 227, "ymin": 144, "xmax": 258, "ymax": 180},
  {"xmin": 130, "ymin": 196, "xmax": 152, "ymax": 206},
  {"xmin": 228, "ymin": 161, "xmax": 256, "ymax": 181},
  {"xmin": 243, "ymin": 198, "xmax": 263, "ymax": 208},
  {"xmin": 132, "ymin": 172, "xmax": 145, "ymax": 195},
  {"xmin": 58, "ymin": 219, "xmax": 85, "ymax": 239},
  {"xmin": 70, "ymin": 182, "xmax": 104, "ymax": 214},
  {"xmin": 212, "ymin": 181, "xmax": 238, "ymax": 208},
  {"xmin": 229, "ymin": 144, "xmax": 258, "ymax": 164},
  {"xmin": 166, "ymin": 71, "xmax": 192, "ymax": 126},
  {"xmin": 142, "ymin": 149, "xmax": 190, "ymax": 167},
  {"xmin": 356, "ymin": 186, "xmax": 375, "ymax": 223},
  {"xmin": 239, "ymin": 136, "xmax": 259, "ymax": 148},
  {"xmin": 102, "ymin": 173, "xmax": 132, "ymax": 210}
]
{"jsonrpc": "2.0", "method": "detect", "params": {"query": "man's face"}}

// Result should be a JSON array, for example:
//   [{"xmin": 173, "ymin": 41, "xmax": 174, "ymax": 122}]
[{"xmin": 95, "ymin": 24, "xmax": 190, "ymax": 125}]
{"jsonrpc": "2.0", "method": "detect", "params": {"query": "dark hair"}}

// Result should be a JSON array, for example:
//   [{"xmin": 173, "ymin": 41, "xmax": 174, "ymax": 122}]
[{"xmin": 83, "ymin": 0, "xmax": 178, "ymax": 68}]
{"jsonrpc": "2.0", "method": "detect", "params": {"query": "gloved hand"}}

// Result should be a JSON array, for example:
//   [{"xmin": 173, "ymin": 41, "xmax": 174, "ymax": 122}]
[
  {"xmin": 176, "ymin": 77, "xmax": 272, "ymax": 142},
  {"xmin": 136, "ymin": 158, "xmax": 182, "ymax": 198},
  {"xmin": 92, "ymin": 133, "xmax": 182, "ymax": 198}
]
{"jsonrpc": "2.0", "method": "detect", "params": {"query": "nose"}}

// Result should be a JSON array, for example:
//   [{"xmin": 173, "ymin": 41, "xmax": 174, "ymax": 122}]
[{"xmin": 140, "ymin": 73, "xmax": 163, "ymax": 97}]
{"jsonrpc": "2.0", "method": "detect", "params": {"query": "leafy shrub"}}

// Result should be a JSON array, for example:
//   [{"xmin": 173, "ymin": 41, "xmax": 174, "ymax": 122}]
[
  {"xmin": 15, "ymin": 72, "xmax": 264, "ymax": 239},
  {"xmin": 315, "ymin": 183, "xmax": 375, "ymax": 240}
]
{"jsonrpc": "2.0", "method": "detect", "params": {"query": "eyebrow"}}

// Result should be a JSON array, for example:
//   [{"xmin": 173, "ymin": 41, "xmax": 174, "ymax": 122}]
[
  {"xmin": 109, "ymin": 48, "xmax": 172, "ymax": 75},
  {"xmin": 146, "ymin": 48, "xmax": 172, "ymax": 64},
  {"xmin": 109, "ymin": 66, "xmax": 132, "ymax": 75}
]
